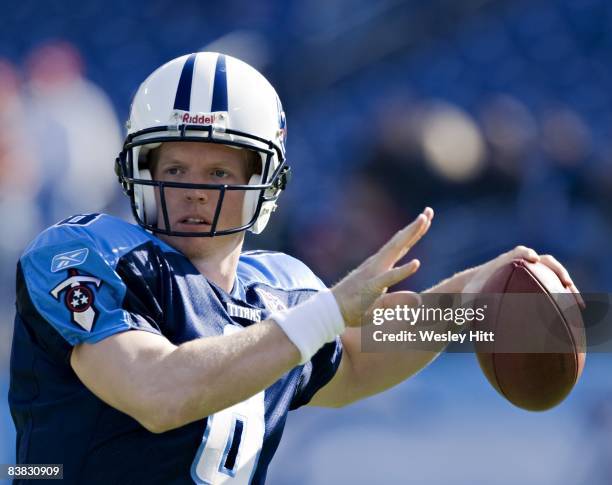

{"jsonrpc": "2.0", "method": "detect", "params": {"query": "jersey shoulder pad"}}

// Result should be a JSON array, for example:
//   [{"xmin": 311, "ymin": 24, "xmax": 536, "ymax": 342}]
[{"xmin": 238, "ymin": 250, "xmax": 326, "ymax": 291}]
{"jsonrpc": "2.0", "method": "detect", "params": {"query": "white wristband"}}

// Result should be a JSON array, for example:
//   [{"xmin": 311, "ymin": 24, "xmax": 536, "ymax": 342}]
[{"xmin": 270, "ymin": 289, "xmax": 346, "ymax": 364}]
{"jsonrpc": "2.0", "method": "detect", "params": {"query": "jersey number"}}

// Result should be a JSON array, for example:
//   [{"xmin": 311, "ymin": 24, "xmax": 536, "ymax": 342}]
[
  {"xmin": 56, "ymin": 213, "xmax": 101, "ymax": 226},
  {"xmin": 191, "ymin": 327, "xmax": 265, "ymax": 484}
]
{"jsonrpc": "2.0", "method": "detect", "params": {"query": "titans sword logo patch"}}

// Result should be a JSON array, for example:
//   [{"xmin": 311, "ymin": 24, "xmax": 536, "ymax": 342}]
[{"xmin": 50, "ymin": 268, "xmax": 102, "ymax": 332}]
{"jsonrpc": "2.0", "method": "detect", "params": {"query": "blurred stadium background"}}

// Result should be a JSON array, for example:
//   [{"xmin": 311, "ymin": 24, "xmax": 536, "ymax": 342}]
[{"xmin": 1, "ymin": 0, "xmax": 612, "ymax": 483}]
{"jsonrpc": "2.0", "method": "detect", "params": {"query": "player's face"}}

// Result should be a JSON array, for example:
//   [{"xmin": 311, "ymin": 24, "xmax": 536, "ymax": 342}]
[{"xmin": 151, "ymin": 141, "xmax": 253, "ymax": 257}]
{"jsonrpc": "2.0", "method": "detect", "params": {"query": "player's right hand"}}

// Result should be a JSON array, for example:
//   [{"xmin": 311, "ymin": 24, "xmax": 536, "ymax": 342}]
[{"xmin": 331, "ymin": 208, "xmax": 433, "ymax": 327}]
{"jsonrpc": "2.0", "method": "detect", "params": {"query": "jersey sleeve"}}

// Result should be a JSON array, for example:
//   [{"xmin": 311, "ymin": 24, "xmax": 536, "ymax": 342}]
[
  {"xmin": 289, "ymin": 331, "xmax": 343, "ymax": 410},
  {"xmin": 17, "ymin": 232, "xmax": 161, "ymax": 361}
]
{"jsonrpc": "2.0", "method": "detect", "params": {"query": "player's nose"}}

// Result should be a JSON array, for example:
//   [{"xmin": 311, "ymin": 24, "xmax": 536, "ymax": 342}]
[{"xmin": 185, "ymin": 188, "xmax": 209, "ymax": 204}]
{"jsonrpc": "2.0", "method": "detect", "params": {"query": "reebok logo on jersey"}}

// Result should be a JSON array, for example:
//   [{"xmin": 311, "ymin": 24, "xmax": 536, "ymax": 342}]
[
  {"xmin": 50, "ymin": 269, "xmax": 102, "ymax": 332},
  {"xmin": 51, "ymin": 248, "xmax": 89, "ymax": 272}
]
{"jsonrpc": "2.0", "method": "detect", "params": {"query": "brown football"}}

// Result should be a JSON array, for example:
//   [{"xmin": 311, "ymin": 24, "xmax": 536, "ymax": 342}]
[{"xmin": 474, "ymin": 259, "xmax": 586, "ymax": 411}]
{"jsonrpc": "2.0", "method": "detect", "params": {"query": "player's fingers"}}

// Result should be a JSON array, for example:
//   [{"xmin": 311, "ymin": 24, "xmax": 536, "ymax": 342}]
[
  {"xmin": 371, "ymin": 259, "xmax": 420, "ymax": 291},
  {"xmin": 375, "ymin": 211, "xmax": 431, "ymax": 267},
  {"xmin": 511, "ymin": 245, "xmax": 539, "ymax": 263},
  {"xmin": 540, "ymin": 254, "xmax": 573, "ymax": 287},
  {"xmin": 539, "ymin": 254, "xmax": 585, "ymax": 309},
  {"xmin": 381, "ymin": 214, "xmax": 428, "ymax": 260}
]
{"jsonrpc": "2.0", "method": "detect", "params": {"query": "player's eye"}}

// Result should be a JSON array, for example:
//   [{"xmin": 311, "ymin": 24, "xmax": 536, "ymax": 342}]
[
  {"xmin": 212, "ymin": 169, "xmax": 229, "ymax": 179},
  {"xmin": 164, "ymin": 167, "xmax": 183, "ymax": 176}
]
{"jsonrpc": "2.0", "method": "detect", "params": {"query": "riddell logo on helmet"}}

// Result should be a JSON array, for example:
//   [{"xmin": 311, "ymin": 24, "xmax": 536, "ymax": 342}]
[{"xmin": 182, "ymin": 113, "xmax": 217, "ymax": 124}]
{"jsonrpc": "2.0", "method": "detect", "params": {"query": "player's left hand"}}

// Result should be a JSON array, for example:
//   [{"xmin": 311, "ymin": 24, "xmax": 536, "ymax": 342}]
[
  {"xmin": 332, "ymin": 207, "xmax": 434, "ymax": 327},
  {"xmin": 463, "ymin": 246, "xmax": 581, "ymax": 299}
]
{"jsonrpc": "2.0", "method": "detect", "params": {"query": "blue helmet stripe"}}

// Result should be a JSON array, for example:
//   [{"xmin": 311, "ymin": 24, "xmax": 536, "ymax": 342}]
[
  {"xmin": 210, "ymin": 54, "xmax": 228, "ymax": 112},
  {"xmin": 173, "ymin": 53, "xmax": 197, "ymax": 111}
]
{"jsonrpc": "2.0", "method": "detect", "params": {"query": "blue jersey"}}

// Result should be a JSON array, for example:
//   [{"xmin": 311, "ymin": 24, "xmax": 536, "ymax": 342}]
[{"xmin": 9, "ymin": 213, "xmax": 342, "ymax": 484}]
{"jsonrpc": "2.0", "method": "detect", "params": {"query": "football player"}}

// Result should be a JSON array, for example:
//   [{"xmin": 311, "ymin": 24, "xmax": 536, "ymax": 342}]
[{"xmin": 9, "ymin": 52, "xmax": 578, "ymax": 484}]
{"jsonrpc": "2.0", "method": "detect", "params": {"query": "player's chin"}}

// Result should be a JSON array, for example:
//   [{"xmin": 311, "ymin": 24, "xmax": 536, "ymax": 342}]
[{"xmin": 169, "ymin": 235, "xmax": 212, "ymax": 257}]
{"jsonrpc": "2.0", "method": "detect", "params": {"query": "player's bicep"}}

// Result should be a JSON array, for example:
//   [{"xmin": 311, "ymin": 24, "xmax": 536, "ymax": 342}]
[{"xmin": 70, "ymin": 330, "xmax": 176, "ymax": 429}]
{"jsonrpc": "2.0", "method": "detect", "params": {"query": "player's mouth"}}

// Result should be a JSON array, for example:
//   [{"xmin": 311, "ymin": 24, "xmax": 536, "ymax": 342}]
[{"xmin": 176, "ymin": 216, "xmax": 212, "ymax": 227}]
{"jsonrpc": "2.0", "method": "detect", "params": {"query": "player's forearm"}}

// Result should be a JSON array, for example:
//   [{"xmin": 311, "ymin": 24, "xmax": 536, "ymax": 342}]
[
  {"xmin": 148, "ymin": 320, "xmax": 299, "ymax": 431},
  {"xmin": 82, "ymin": 321, "xmax": 300, "ymax": 434}
]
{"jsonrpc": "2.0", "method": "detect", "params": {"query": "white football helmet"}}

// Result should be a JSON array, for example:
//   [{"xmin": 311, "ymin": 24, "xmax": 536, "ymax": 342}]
[{"xmin": 116, "ymin": 52, "xmax": 289, "ymax": 236}]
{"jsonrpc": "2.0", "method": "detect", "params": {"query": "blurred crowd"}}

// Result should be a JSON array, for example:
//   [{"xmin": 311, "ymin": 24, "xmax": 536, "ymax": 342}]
[
  {"xmin": 0, "ymin": 42, "xmax": 124, "ymax": 377},
  {"xmin": 1, "ymin": 0, "xmax": 612, "ymax": 482}
]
